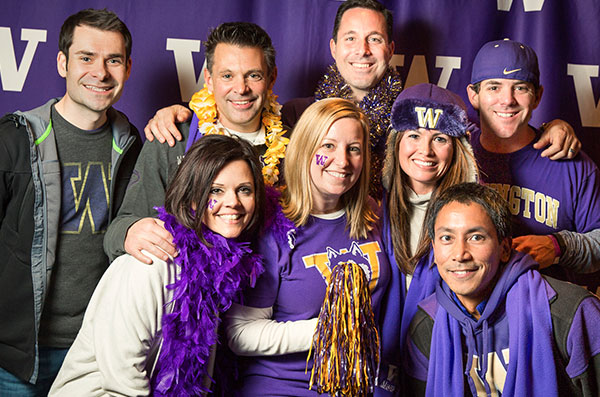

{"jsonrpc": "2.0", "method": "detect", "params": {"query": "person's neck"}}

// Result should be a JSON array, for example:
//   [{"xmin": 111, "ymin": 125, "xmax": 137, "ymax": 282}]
[
  {"xmin": 479, "ymin": 124, "xmax": 536, "ymax": 154},
  {"xmin": 54, "ymin": 96, "xmax": 107, "ymax": 130},
  {"xmin": 219, "ymin": 118, "xmax": 261, "ymax": 134},
  {"xmin": 459, "ymin": 298, "xmax": 484, "ymax": 321},
  {"xmin": 351, "ymin": 87, "xmax": 368, "ymax": 102},
  {"xmin": 311, "ymin": 197, "xmax": 343, "ymax": 215}
]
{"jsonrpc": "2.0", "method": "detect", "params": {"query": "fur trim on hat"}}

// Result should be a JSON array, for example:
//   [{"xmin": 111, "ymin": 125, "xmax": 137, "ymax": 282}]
[
  {"xmin": 382, "ymin": 128, "xmax": 400, "ymax": 191},
  {"xmin": 390, "ymin": 98, "xmax": 468, "ymax": 138}
]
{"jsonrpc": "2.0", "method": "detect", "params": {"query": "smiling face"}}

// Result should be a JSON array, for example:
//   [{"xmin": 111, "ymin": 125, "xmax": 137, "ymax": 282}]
[
  {"xmin": 205, "ymin": 43, "xmax": 274, "ymax": 133},
  {"xmin": 433, "ymin": 201, "xmax": 511, "ymax": 315},
  {"xmin": 398, "ymin": 128, "xmax": 454, "ymax": 195},
  {"xmin": 468, "ymin": 79, "xmax": 542, "ymax": 152},
  {"xmin": 310, "ymin": 117, "xmax": 364, "ymax": 214},
  {"xmin": 330, "ymin": 7, "xmax": 394, "ymax": 101},
  {"xmin": 202, "ymin": 159, "xmax": 256, "ymax": 239},
  {"xmin": 57, "ymin": 25, "xmax": 131, "ymax": 128}
]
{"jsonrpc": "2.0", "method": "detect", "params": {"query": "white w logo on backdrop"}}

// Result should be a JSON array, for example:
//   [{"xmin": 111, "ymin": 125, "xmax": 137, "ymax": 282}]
[
  {"xmin": 0, "ymin": 27, "xmax": 47, "ymax": 92},
  {"xmin": 567, "ymin": 64, "xmax": 600, "ymax": 127},
  {"xmin": 166, "ymin": 38, "xmax": 206, "ymax": 102},
  {"xmin": 390, "ymin": 55, "xmax": 461, "ymax": 89},
  {"xmin": 497, "ymin": 0, "xmax": 545, "ymax": 12}
]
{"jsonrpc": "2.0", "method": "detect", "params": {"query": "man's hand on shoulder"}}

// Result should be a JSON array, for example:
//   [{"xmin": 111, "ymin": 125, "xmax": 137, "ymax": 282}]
[
  {"xmin": 124, "ymin": 217, "xmax": 177, "ymax": 264},
  {"xmin": 143, "ymin": 105, "xmax": 192, "ymax": 146},
  {"xmin": 534, "ymin": 119, "xmax": 581, "ymax": 160},
  {"xmin": 512, "ymin": 234, "xmax": 556, "ymax": 269}
]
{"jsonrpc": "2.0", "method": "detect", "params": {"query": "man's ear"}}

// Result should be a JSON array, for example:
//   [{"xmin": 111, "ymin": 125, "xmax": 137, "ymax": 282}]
[
  {"xmin": 467, "ymin": 85, "xmax": 480, "ymax": 110},
  {"xmin": 204, "ymin": 67, "xmax": 213, "ymax": 93},
  {"xmin": 386, "ymin": 40, "xmax": 395, "ymax": 65},
  {"xmin": 268, "ymin": 66, "xmax": 278, "ymax": 91},
  {"xmin": 125, "ymin": 57, "xmax": 132, "ymax": 81},
  {"xmin": 329, "ymin": 38, "xmax": 337, "ymax": 61},
  {"xmin": 430, "ymin": 240, "xmax": 438, "ymax": 269},
  {"xmin": 57, "ymin": 51, "xmax": 67, "ymax": 78},
  {"xmin": 533, "ymin": 85, "xmax": 544, "ymax": 110},
  {"xmin": 500, "ymin": 237, "xmax": 512, "ymax": 262}
]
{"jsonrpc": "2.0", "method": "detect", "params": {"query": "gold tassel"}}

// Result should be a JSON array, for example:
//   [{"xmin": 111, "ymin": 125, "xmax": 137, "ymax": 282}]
[{"xmin": 306, "ymin": 261, "xmax": 380, "ymax": 396}]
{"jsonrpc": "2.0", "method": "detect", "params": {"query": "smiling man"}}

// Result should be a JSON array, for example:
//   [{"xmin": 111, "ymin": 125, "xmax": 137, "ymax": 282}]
[
  {"xmin": 405, "ymin": 183, "xmax": 600, "ymax": 396},
  {"xmin": 0, "ymin": 9, "xmax": 141, "ymax": 395},
  {"xmin": 467, "ymin": 39, "xmax": 600, "ymax": 291},
  {"xmin": 103, "ymin": 22, "xmax": 288, "ymax": 264},
  {"xmin": 284, "ymin": 0, "xmax": 399, "ymax": 198}
]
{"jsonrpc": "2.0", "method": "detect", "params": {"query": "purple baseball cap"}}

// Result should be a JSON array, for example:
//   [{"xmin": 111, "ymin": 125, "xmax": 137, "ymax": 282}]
[
  {"xmin": 470, "ymin": 38, "xmax": 540, "ymax": 87},
  {"xmin": 390, "ymin": 83, "xmax": 468, "ymax": 137}
]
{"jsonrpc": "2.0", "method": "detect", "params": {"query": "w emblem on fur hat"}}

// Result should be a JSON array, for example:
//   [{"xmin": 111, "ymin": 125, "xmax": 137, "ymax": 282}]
[
  {"xmin": 415, "ymin": 107, "xmax": 444, "ymax": 129},
  {"xmin": 390, "ymin": 83, "xmax": 468, "ymax": 137}
]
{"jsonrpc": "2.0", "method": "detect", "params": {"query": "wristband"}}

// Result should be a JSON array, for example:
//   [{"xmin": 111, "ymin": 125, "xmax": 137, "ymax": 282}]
[{"xmin": 548, "ymin": 234, "xmax": 561, "ymax": 264}]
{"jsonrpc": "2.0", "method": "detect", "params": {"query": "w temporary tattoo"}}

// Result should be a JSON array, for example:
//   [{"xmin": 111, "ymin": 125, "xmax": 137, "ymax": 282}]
[
  {"xmin": 315, "ymin": 154, "xmax": 328, "ymax": 166},
  {"xmin": 208, "ymin": 199, "xmax": 217, "ymax": 210}
]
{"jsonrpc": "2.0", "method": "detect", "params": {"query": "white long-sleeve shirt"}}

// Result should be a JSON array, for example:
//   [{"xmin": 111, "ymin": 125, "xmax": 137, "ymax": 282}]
[{"xmin": 49, "ymin": 252, "xmax": 177, "ymax": 396}]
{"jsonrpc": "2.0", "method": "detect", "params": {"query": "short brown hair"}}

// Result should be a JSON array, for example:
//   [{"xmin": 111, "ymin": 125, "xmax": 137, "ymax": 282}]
[
  {"xmin": 332, "ymin": 0, "xmax": 393, "ymax": 42},
  {"xmin": 164, "ymin": 135, "xmax": 265, "ymax": 245},
  {"xmin": 205, "ymin": 22, "xmax": 276, "ymax": 76},
  {"xmin": 426, "ymin": 182, "xmax": 513, "ymax": 242},
  {"xmin": 59, "ymin": 8, "xmax": 132, "ymax": 61}
]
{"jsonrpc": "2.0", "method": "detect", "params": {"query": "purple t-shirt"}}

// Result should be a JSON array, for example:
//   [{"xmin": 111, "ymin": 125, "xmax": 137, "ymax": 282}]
[
  {"xmin": 238, "ymin": 208, "xmax": 390, "ymax": 396},
  {"xmin": 472, "ymin": 126, "xmax": 600, "ymax": 289},
  {"xmin": 471, "ymin": 127, "xmax": 600, "ymax": 236}
]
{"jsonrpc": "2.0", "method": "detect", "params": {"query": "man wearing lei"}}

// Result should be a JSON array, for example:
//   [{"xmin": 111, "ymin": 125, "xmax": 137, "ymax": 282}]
[{"xmin": 104, "ymin": 21, "xmax": 288, "ymax": 264}]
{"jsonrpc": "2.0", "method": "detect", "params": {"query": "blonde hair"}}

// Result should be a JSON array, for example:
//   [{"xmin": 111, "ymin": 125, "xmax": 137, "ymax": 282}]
[
  {"xmin": 282, "ymin": 98, "xmax": 375, "ymax": 239},
  {"xmin": 387, "ymin": 131, "xmax": 477, "ymax": 274}
]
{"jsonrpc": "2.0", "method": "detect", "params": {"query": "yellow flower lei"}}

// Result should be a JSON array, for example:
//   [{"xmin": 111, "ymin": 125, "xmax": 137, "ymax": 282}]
[{"xmin": 189, "ymin": 86, "xmax": 288, "ymax": 186}]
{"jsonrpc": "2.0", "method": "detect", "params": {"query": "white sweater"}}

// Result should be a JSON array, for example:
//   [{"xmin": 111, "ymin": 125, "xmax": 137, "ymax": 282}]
[{"xmin": 48, "ymin": 252, "xmax": 177, "ymax": 396}]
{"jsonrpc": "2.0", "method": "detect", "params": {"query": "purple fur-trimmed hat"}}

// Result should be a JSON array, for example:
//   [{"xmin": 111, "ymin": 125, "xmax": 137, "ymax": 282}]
[
  {"xmin": 390, "ymin": 83, "xmax": 469, "ymax": 137},
  {"xmin": 471, "ymin": 39, "xmax": 540, "ymax": 87}
]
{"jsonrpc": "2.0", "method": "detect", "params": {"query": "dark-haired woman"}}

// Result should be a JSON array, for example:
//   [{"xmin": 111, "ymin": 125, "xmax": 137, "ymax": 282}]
[{"xmin": 49, "ymin": 135, "xmax": 266, "ymax": 396}]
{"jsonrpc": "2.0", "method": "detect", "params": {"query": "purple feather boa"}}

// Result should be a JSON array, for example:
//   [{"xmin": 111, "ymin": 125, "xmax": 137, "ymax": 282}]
[
  {"xmin": 263, "ymin": 185, "xmax": 296, "ymax": 247},
  {"xmin": 150, "ymin": 207, "xmax": 264, "ymax": 396}
]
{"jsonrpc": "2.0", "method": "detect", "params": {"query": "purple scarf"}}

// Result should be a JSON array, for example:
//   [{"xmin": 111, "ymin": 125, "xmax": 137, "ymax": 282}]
[
  {"xmin": 377, "ymin": 196, "xmax": 440, "ymax": 396},
  {"xmin": 150, "ymin": 208, "xmax": 264, "ymax": 396},
  {"xmin": 185, "ymin": 113, "xmax": 203, "ymax": 152},
  {"xmin": 427, "ymin": 252, "xmax": 558, "ymax": 396}
]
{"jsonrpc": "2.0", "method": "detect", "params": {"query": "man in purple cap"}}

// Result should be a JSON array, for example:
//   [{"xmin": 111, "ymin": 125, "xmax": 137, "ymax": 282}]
[
  {"xmin": 405, "ymin": 182, "xmax": 600, "ymax": 396},
  {"xmin": 467, "ymin": 39, "xmax": 600, "ymax": 292}
]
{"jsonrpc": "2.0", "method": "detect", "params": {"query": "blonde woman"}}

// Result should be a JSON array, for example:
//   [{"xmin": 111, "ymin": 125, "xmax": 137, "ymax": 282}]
[{"xmin": 225, "ymin": 98, "xmax": 391, "ymax": 396}]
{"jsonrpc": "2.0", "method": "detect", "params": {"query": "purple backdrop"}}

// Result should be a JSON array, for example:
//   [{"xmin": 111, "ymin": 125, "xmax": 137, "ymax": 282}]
[{"xmin": 1, "ymin": 0, "xmax": 599, "ymax": 164}]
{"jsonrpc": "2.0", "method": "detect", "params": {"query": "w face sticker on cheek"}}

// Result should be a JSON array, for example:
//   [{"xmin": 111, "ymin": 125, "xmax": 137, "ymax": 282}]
[
  {"xmin": 208, "ymin": 199, "xmax": 217, "ymax": 210},
  {"xmin": 315, "ymin": 154, "xmax": 328, "ymax": 166}
]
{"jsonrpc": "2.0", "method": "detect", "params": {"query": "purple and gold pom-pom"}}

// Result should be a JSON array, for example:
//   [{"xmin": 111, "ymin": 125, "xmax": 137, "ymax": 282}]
[{"xmin": 306, "ymin": 261, "xmax": 380, "ymax": 396}]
